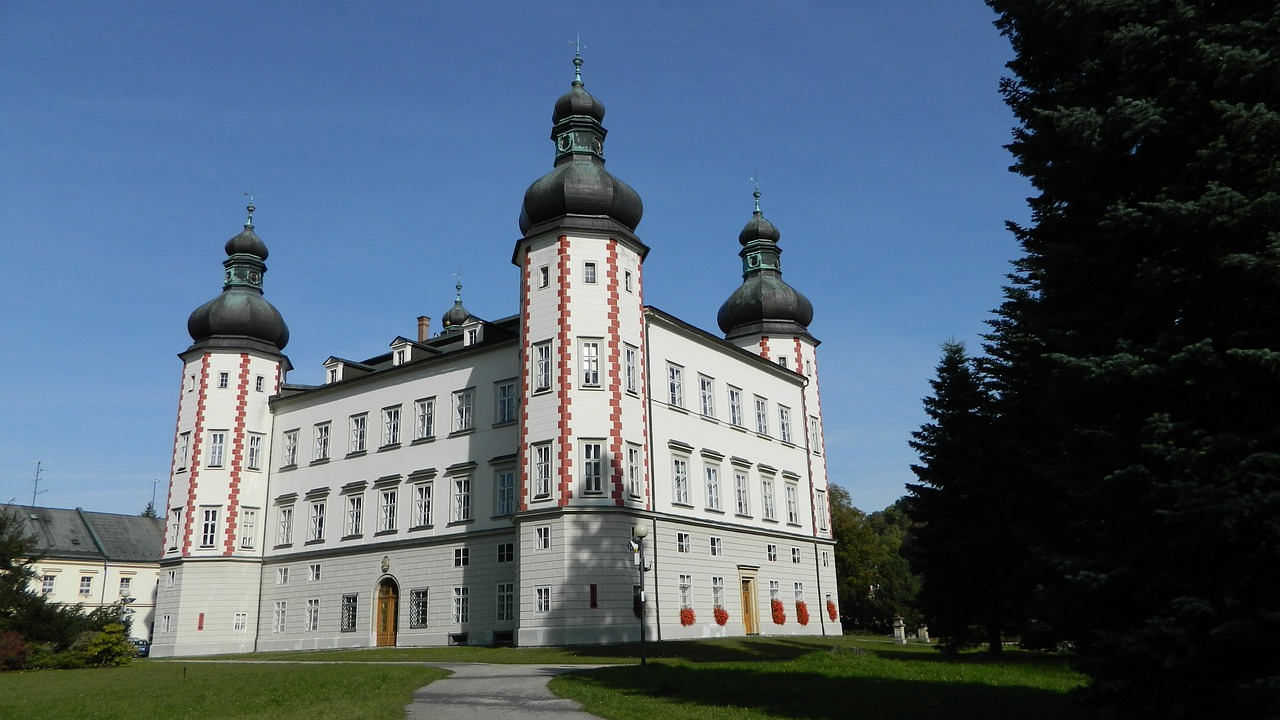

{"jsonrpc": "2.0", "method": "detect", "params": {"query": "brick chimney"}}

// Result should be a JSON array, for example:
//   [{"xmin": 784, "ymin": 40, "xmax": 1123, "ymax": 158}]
[{"xmin": 417, "ymin": 316, "xmax": 431, "ymax": 342}]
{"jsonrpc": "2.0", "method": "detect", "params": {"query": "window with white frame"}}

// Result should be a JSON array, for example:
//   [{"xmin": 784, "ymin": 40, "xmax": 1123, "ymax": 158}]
[
  {"xmin": 415, "ymin": 398, "xmax": 436, "ymax": 439},
  {"xmin": 533, "ymin": 443, "xmax": 552, "ymax": 498},
  {"xmin": 344, "ymin": 495, "xmax": 363, "ymax": 536},
  {"xmin": 282, "ymin": 429, "xmax": 298, "ymax": 467},
  {"xmin": 314, "ymin": 423, "xmax": 330, "ymax": 461},
  {"xmin": 305, "ymin": 599, "xmax": 319, "ymax": 631},
  {"xmin": 177, "ymin": 432, "xmax": 190, "ymax": 471},
  {"xmin": 496, "ymin": 470, "xmax": 516, "ymax": 515},
  {"xmin": 536, "ymin": 525, "xmax": 550, "ymax": 550},
  {"xmin": 705, "ymin": 464, "xmax": 721, "ymax": 511},
  {"xmin": 794, "ymin": 582, "xmax": 805, "ymax": 603},
  {"xmin": 454, "ymin": 547, "xmax": 469, "ymax": 567},
  {"xmin": 341, "ymin": 595, "xmax": 357, "ymax": 631},
  {"xmin": 277, "ymin": 567, "xmax": 289, "ymax": 584},
  {"xmin": 816, "ymin": 490, "xmax": 829, "ymax": 531},
  {"xmin": 452, "ymin": 476, "xmax": 472, "ymax": 522},
  {"xmin": 792, "ymin": 546, "xmax": 802, "ymax": 564},
  {"xmin": 309, "ymin": 501, "xmax": 326, "ymax": 541},
  {"xmin": 452, "ymin": 389, "xmax": 474, "ymax": 432},
  {"xmin": 234, "ymin": 612, "xmax": 247, "ymax": 631},
  {"xmin": 272, "ymin": 601, "xmax": 287, "ymax": 633},
  {"xmin": 672, "ymin": 456, "xmax": 690, "ymax": 505},
  {"xmin": 535, "ymin": 586, "xmax": 551, "ymax": 613},
  {"xmin": 379, "ymin": 489, "xmax": 397, "ymax": 532},
  {"xmin": 584, "ymin": 261, "xmax": 597, "ymax": 284},
  {"xmin": 777, "ymin": 356, "xmax": 789, "ymax": 369},
  {"xmin": 712, "ymin": 576, "xmax": 725, "ymax": 609},
  {"xmin": 538, "ymin": 265, "xmax": 549, "ymax": 288},
  {"xmin": 240, "ymin": 508, "xmax": 257, "ymax": 549},
  {"xmin": 247, "ymin": 433, "xmax": 264, "ymax": 470},
  {"xmin": 168, "ymin": 509, "xmax": 181, "ymax": 550},
  {"xmin": 41, "ymin": 575, "xmax": 54, "ymax": 595},
  {"xmin": 580, "ymin": 340, "xmax": 601, "ymax": 387},
  {"xmin": 308, "ymin": 563, "xmax": 321, "ymax": 581},
  {"xmin": 679, "ymin": 574, "xmax": 692, "ymax": 609},
  {"xmin": 779, "ymin": 406, "xmax": 793, "ymax": 444},
  {"xmin": 769, "ymin": 580, "xmax": 780, "ymax": 601},
  {"xmin": 768, "ymin": 543, "xmax": 778, "ymax": 562},
  {"xmin": 497, "ymin": 542, "xmax": 515, "ymax": 563},
  {"xmin": 582, "ymin": 440, "xmax": 604, "ymax": 494},
  {"xmin": 754, "ymin": 397, "xmax": 769, "ymax": 435},
  {"xmin": 255, "ymin": 375, "xmax": 265, "ymax": 392},
  {"xmin": 452, "ymin": 587, "xmax": 469, "ymax": 623},
  {"xmin": 786, "ymin": 482, "xmax": 800, "ymax": 524},
  {"xmin": 187, "ymin": 373, "xmax": 195, "ymax": 392},
  {"xmin": 328, "ymin": 368, "xmax": 338, "ymax": 384},
  {"xmin": 395, "ymin": 348, "xmax": 406, "ymax": 365},
  {"xmin": 624, "ymin": 345, "xmax": 638, "ymax": 394},
  {"xmin": 624, "ymin": 269, "xmax": 633, "ymax": 292},
  {"xmin": 200, "ymin": 508, "xmax": 218, "ymax": 548},
  {"xmin": 78, "ymin": 576, "xmax": 93, "ymax": 596},
  {"xmin": 349, "ymin": 414, "xmax": 367, "ymax": 453},
  {"xmin": 383, "ymin": 406, "xmax": 401, "ymax": 446},
  {"xmin": 534, "ymin": 341, "xmax": 552, "ymax": 392},
  {"xmin": 667, "ymin": 364, "xmax": 684, "ymax": 407},
  {"xmin": 728, "ymin": 386, "xmax": 744, "ymax": 426},
  {"xmin": 762, "ymin": 475, "xmax": 777, "ymax": 520},
  {"xmin": 709, "ymin": 536, "xmax": 723, "ymax": 556},
  {"xmin": 161, "ymin": 614, "xmax": 173, "ymax": 633},
  {"xmin": 118, "ymin": 576, "xmax": 133, "ymax": 597},
  {"xmin": 277, "ymin": 506, "xmax": 295, "ymax": 545},
  {"xmin": 413, "ymin": 483, "xmax": 433, "ymax": 527},
  {"xmin": 823, "ymin": 551, "xmax": 830, "ymax": 567},
  {"xmin": 699, "ymin": 375, "xmax": 714, "ymax": 417},
  {"xmin": 496, "ymin": 381, "xmax": 518, "ymax": 424},
  {"xmin": 497, "ymin": 583, "xmax": 514, "ymax": 621},
  {"xmin": 809, "ymin": 416, "xmax": 822, "ymax": 454},
  {"xmin": 165, "ymin": 570, "xmax": 175, "ymax": 588},
  {"xmin": 734, "ymin": 470, "xmax": 750, "ymax": 515},
  {"xmin": 410, "ymin": 589, "xmax": 429, "ymax": 628},
  {"xmin": 218, "ymin": 372, "xmax": 229, "ymax": 389},
  {"xmin": 677, "ymin": 531, "xmax": 691, "ymax": 553},
  {"xmin": 626, "ymin": 443, "xmax": 642, "ymax": 498},
  {"xmin": 465, "ymin": 327, "xmax": 480, "ymax": 345},
  {"xmin": 208, "ymin": 431, "xmax": 226, "ymax": 467}
]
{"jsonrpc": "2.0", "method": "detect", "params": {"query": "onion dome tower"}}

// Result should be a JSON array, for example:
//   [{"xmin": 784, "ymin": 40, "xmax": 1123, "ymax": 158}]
[{"xmin": 441, "ymin": 278, "xmax": 473, "ymax": 333}]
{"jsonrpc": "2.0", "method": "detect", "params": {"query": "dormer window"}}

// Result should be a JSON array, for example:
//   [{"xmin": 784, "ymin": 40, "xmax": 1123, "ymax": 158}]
[
  {"xmin": 463, "ymin": 324, "xmax": 483, "ymax": 346},
  {"xmin": 396, "ymin": 349, "xmax": 406, "ymax": 365},
  {"xmin": 328, "ymin": 368, "xmax": 338, "ymax": 384}
]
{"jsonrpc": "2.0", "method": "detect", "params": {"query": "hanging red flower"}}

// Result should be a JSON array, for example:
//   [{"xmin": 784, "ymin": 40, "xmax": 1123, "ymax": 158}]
[
  {"xmin": 771, "ymin": 598, "xmax": 786, "ymax": 625},
  {"xmin": 826, "ymin": 598, "xmax": 838, "ymax": 621},
  {"xmin": 680, "ymin": 607, "xmax": 696, "ymax": 626},
  {"xmin": 796, "ymin": 600, "xmax": 810, "ymax": 626},
  {"xmin": 713, "ymin": 606, "xmax": 729, "ymax": 626}
]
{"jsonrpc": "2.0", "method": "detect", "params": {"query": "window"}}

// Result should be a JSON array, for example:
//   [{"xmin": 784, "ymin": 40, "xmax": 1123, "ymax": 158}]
[
  {"xmin": 120, "ymin": 576, "xmax": 133, "ymax": 596},
  {"xmin": 792, "ymin": 547, "xmax": 802, "ymax": 564},
  {"xmin": 754, "ymin": 397, "xmax": 768, "ymax": 435},
  {"xmin": 277, "ymin": 506, "xmax": 294, "ymax": 545},
  {"xmin": 341, "ymin": 594, "xmax": 358, "ymax": 632},
  {"xmin": 410, "ymin": 589, "xmax": 429, "ymax": 628},
  {"xmin": 786, "ymin": 482, "xmax": 800, "ymax": 524},
  {"xmin": 255, "ymin": 375, "xmax": 264, "ymax": 392},
  {"xmin": 272, "ymin": 601, "xmax": 287, "ymax": 633},
  {"xmin": 535, "ymin": 586, "xmax": 551, "ymax": 613},
  {"xmin": 452, "ymin": 587, "xmax": 469, "ymax": 624},
  {"xmin": 415, "ymin": 398, "xmax": 436, "ymax": 439},
  {"xmin": 533, "ymin": 443, "xmax": 552, "ymax": 498},
  {"xmin": 534, "ymin": 342, "xmax": 552, "ymax": 393},
  {"xmin": 306, "ymin": 599, "xmax": 319, "ymax": 631},
  {"xmin": 712, "ymin": 576, "xmax": 725, "ymax": 608},
  {"xmin": 806, "ymin": 359, "xmax": 813, "ymax": 376},
  {"xmin": 734, "ymin": 471, "xmax": 750, "ymax": 515},
  {"xmin": 452, "ymin": 477, "xmax": 472, "ymax": 522},
  {"xmin": 161, "ymin": 614, "xmax": 173, "ymax": 633},
  {"xmin": 705, "ymin": 464, "xmax": 721, "ymax": 510},
  {"xmin": 277, "ymin": 568, "xmax": 289, "ymax": 584},
  {"xmin": 496, "ymin": 470, "xmax": 516, "ymax": 516},
  {"xmin": 770, "ymin": 580, "xmax": 780, "ymax": 601},
  {"xmin": 395, "ymin": 348, "xmax": 406, "ymax": 365},
  {"xmin": 240, "ymin": 508, "xmax": 257, "ymax": 549},
  {"xmin": 679, "ymin": 574, "xmax": 692, "ymax": 609},
  {"xmin": 168, "ymin": 509, "xmax": 181, "ymax": 550},
  {"xmin": 794, "ymin": 582, "xmax": 805, "ymax": 603},
  {"xmin": 580, "ymin": 340, "xmax": 601, "ymax": 387},
  {"xmin": 626, "ymin": 443, "xmax": 642, "ymax": 498},
  {"xmin": 582, "ymin": 441, "xmax": 603, "ymax": 493},
  {"xmin": 728, "ymin": 386, "xmax": 744, "ymax": 427},
  {"xmin": 496, "ymin": 381, "xmax": 518, "ymax": 424},
  {"xmin": 497, "ymin": 583, "xmax": 514, "ymax": 621},
  {"xmin": 41, "ymin": 575, "xmax": 55, "ymax": 595},
  {"xmin": 809, "ymin": 416, "xmax": 822, "ymax": 454},
  {"xmin": 308, "ymin": 563, "xmax": 321, "ymax": 581},
  {"xmin": 816, "ymin": 490, "xmax": 829, "ymax": 531},
  {"xmin": 624, "ymin": 270, "xmax": 633, "ymax": 292},
  {"xmin": 709, "ymin": 536, "xmax": 723, "ymax": 556},
  {"xmin": 535, "ymin": 526, "xmax": 550, "ymax": 550},
  {"xmin": 349, "ymin": 414, "xmax": 367, "ymax": 453},
  {"xmin": 165, "ymin": 570, "xmax": 175, "ymax": 588},
  {"xmin": 762, "ymin": 475, "xmax": 776, "ymax": 520},
  {"xmin": 823, "ymin": 551, "xmax": 830, "ymax": 567},
  {"xmin": 379, "ymin": 489, "xmax": 397, "ymax": 532},
  {"xmin": 497, "ymin": 542, "xmax": 515, "ymax": 563},
  {"xmin": 677, "ymin": 532, "xmax": 691, "ymax": 553},
  {"xmin": 200, "ymin": 508, "xmax": 218, "ymax": 548},
  {"xmin": 282, "ymin": 430, "xmax": 298, "ymax": 467},
  {"xmin": 234, "ymin": 612, "xmax": 247, "ymax": 631},
  {"xmin": 309, "ymin": 501, "xmax": 326, "ymax": 541},
  {"xmin": 208, "ymin": 431, "xmax": 226, "ymax": 467},
  {"xmin": 247, "ymin": 433, "xmax": 264, "ymax": 470},
  {"xmin": 413, "ymin": 483, "xmax": 433, "ymax": 527},
  {"xmin": 624, "ymin": 345, "xmax": 638, "ymax": 394},
  {"xmin": 667, "ymin": 364, "xmax": 684, "ymax": 407},
  {"xmin": 344, "ymin": 495, "xmax": 363, "ymax": 536},
  {"xmin": 452, "ymin": 389, "xmax": 474, "ymax": 432},
  {"xmin": 466, "ymin": 327, "xmax": 480, "ymax": 345},
  {"xmin": 777, "ymin": 356, "xmax": 789, "ymax": 369},
  {"xmin": 382, "ymin": 406, "xmax": 401, "ymax": 446},
  {"xmin": 699, "ymin": 375, "xmax": 714, "ymax": 416},
  {"xmin": 584, "ymin": 261, "xmax": 597, "ymax": 284},
  {"xmin": 177, "ymin": 432, "xmax": 190, "ymax": 471},
  {"xmin": 218, "ymin": 372, "xmax": 229, "ymax": 389},
  {"xmin": 767, "ymin": 544, "xmax": 778, "ymax": 562},
  {"xmin": 454, "ymin": 547, "xmax": 469, "ymax": 567},
  {"xmin": 779, "ymin": 406, "xmax": 793, "ymax": 444},
  {"xmin": 538, "ymin": 265, "xmax": 549, "ymax": 288},
  {"xmin": 672, "ymin": 456, "xmax": 690, "ymax": 505},
  {"xmin": 187, "ymin": 373, "xmax": 195, "ymax": 392},
  {"xmin": 314, "ymin": 423, "xmax": 330, "ymax": 461},
  {"xmin": 328, "ymin": 368, "xmax": 338, "ymax": 383}
]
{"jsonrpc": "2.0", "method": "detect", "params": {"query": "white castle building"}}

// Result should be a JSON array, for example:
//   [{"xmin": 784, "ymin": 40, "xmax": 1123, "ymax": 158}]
[{"xmin": 151, "ymin": 56, "xmax": 837, "ymax": 657}]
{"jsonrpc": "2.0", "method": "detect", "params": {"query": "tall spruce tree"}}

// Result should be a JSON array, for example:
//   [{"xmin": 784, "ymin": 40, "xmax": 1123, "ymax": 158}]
[{"xmin": 985, "ymin": 2, "xmax": 1280, "ymax": 716}]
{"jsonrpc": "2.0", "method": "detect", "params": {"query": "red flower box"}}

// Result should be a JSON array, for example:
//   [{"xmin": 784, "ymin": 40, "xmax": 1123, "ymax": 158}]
[
  {"xmin": 796, "ymin": 600, "xmax": 810, "ymax": 626},
  {"xmin": 771, "ymin": 598, "xmax": 786, "ymax": 625},
  {"xmin": 680, "ymin": 607, "xmax": 696, "ymax": 626},
  {"xmin": 827, "ymin": 598, "xmax": 838, "ymax": 621},
  {"xmin": 713, "ymin": 606, "xmax": 729, "ymax": 626}
]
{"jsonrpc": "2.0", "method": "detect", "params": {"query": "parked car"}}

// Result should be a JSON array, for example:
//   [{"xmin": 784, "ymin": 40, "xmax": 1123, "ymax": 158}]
[{"xmin": 131, "ymin": 639, "xmax": 150, "ymax": 658}]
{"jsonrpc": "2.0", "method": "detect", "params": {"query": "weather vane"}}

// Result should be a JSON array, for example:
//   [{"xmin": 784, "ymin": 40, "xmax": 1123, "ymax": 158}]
[
  {"xmin": 243, "ymin": 189, "xmax": 258, "ymax": 225},
  {"xmin": 750, "ymin": 174, "xmax": 762, "ymax": 212}
]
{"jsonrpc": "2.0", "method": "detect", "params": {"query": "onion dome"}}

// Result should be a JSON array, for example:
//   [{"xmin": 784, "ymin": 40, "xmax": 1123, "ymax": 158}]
[
  {"xmin": 187, "ymin": 202, "xmax": 290, "ymax": 353},
  {"xmin": 519, "ymin": 52, "xmax": 643, "ymax": 235},
  {"xmin": 441, "ymin": 279, "xmax": 472, "ymax": 332},
  {"xmin": 717, "ymin": 189, "xmax": 814, "ymax": 340}
]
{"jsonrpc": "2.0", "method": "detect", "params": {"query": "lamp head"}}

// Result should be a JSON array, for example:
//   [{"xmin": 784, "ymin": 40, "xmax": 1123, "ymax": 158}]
[{"xmin": 632, "ymin": 524, "xmax": 649, "ymax": 539}]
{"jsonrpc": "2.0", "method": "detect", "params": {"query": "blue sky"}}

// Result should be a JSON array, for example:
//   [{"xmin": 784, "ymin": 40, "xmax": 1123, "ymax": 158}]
[{"xmin": 0, "ymin": 2, "xmax": 1028, "ymax": 515}]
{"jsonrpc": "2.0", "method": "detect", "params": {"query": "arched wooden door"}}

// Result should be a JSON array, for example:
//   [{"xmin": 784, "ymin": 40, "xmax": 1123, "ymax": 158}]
[{"xmin": 376, "ymin": 578, "xmax": 399, "ymax": 647}]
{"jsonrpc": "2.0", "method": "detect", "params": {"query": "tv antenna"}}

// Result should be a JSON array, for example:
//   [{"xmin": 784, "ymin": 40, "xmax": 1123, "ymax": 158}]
[{"xmin": 31, "ymin": 461, "xmax": 47, "ymax": 505}]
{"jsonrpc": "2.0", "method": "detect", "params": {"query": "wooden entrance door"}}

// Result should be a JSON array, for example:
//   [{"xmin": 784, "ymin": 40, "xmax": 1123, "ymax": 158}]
[
  {"xmin": 741, "ymin": 577, "xmax": 759, "ymax": 635},
  {"xmin": 376, "ymin": 579, "xmax": 398, "ymax": 647}
]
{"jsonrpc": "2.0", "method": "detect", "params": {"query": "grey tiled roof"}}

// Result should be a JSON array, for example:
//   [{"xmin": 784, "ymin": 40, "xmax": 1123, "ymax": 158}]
[{"xmin": 3, "ymin": 505, "xmax": 163, "ymax": 564}]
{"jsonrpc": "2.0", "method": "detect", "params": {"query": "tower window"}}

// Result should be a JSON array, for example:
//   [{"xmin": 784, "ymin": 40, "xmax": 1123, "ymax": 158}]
[
  {"xmin": 584, "ymin": 261, "xmax": 597, "ymax": 284},
  {"xmin": 218, "ymin": 372, "xmax": 229, "ymax": 389},
  {"xmin": 624, "ymin": 270, "xmax": 633, "ymax": 293},
  {"xmin": 538, "ymin": 265, "xmax": 549, "ymax": 289}
]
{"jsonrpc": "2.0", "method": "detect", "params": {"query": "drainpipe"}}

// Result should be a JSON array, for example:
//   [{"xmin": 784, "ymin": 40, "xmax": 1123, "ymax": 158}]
[
  {"xmin": 77, "ymin": 508, "xmax": 111, "ymax": 610},
  {"xmin": 642, "ymin": 312, "xmax": 662, "ymax": 642}
]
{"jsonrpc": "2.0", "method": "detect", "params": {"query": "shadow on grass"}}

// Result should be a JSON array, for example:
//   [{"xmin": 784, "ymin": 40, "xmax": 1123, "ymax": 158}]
[{"xmin": 560, "ymin": 636, "xmax": 843, "ymax": 664}]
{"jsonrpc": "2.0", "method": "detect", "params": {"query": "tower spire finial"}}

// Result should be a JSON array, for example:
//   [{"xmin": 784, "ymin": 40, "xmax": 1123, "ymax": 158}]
[
  {"xmin": 243, "ymin": 189, "xmax": 257, "ymax": 227},
  {"xmin": 750, "ymin": 175, "xmax": 762, "ymax": 214},
  {"xmin": 454, "ymin": 269, "xmax": 463, "ymax": 301},
  {"xmin": 568, "ymin": 34, "xmax": 586, "ymax": 85}
]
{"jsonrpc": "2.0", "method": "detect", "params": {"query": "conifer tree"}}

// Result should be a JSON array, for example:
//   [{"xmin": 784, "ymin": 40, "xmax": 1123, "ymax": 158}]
[{"xmin": 985, "ymin": 2, "xmax": 1280, "ymax": 716}]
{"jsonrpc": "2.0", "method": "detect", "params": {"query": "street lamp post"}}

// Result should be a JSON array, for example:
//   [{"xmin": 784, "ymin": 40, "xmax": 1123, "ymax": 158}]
[{"xmin": 632, "ymin": 523, "xmax": 650, "ymax": 666}]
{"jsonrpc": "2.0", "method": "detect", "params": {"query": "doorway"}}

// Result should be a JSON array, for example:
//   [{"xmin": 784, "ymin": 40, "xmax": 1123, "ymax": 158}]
[
  {"xmin": 376, "ymin": 578, "xmax": 399, "ymax": 647},
  {"xmin": 740, "ymin": 575, "xmax": 759, "ymax": 635}
]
